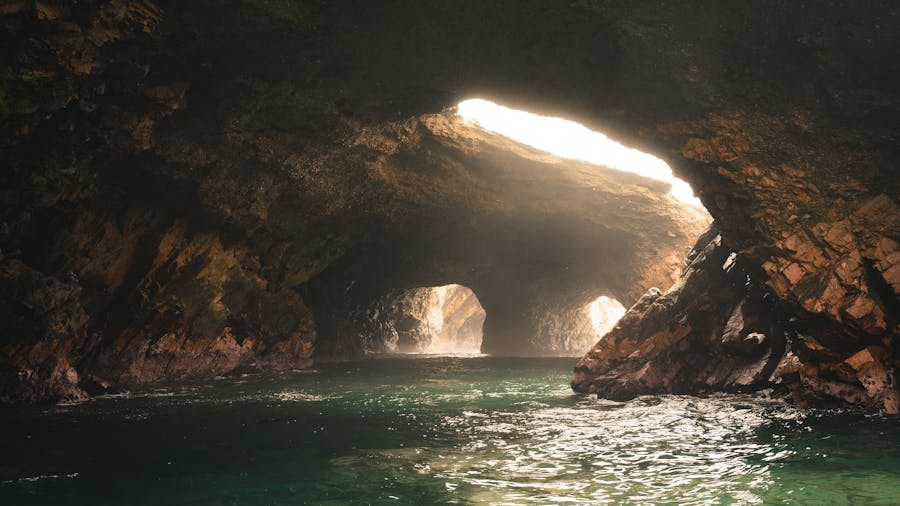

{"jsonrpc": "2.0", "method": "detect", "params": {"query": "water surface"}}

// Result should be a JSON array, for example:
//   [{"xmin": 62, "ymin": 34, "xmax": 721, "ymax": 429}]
[{"xmin": 2, "ymin": 355, "xmax": 898, "ymax": 504}]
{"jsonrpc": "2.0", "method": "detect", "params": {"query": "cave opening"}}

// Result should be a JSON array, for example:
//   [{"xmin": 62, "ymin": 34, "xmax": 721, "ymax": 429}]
[
  {"xmin": 5, "ymin": 2, "xmax": 900, "ymax": 502},
  {"xmin": 588, "ymin": 295, "xmax": 627, "ymax": 338},
  {"xmin": 374, "ymin": 284, "xmax": 486, "ymax": 355},
  {"xmin": 442, "ymin": 97, "xmax": 708, "ymax": 356},
  {"xmin": 456, "ymin": 98, "xmax": 706, "ymax": 208}
]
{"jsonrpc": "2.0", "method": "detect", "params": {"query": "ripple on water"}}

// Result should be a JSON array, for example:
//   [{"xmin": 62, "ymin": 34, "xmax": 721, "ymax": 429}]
[
  {"xmin": 2, "ymin": 357, "xmax": 898, "ymax": 505},
  {"xmin": 371, "ymin": 394, "xmax": 807, "ymax": 505},
  {"xmin": 269, "ymin": 390, "xmax": 342, "ymax": 402},
  {"xmin": 1, "ymin": 473, "xmax": 79, "ymax": 485}
]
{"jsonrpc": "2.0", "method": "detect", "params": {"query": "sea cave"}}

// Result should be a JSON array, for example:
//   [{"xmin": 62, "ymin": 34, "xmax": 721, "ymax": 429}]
[{"xmin": 1, "ymin": 1, "xmax": 899, "ymax": 503}]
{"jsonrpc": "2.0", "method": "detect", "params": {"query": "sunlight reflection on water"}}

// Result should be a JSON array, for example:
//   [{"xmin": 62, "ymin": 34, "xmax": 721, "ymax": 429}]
[
  {"xmin": 369, "ymin": 394, "xmax": 798, "ymax": 505},
  {"xmin": 3, "ymin": 356, "xmax": 899, "ymax": 505}
]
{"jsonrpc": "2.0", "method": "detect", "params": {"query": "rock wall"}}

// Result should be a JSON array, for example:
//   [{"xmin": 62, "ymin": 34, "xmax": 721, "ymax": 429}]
[
  {"xmin": 572, "ymin": 228, "xmax": 787, "ymax": 398},
  {"xmin": 0, "ymin": 255, "xmax": 90, "ymax": 402},
  {"xmin": 573, "ymin": 224, "xmax": 900, "ymax": 413},
  {"xmin": 1, "ymin": 1, "xmax": 898, "ymax": 409},
  {"xmin": 1, "ymin": 1, "xmax": 708, "ymax": 400}
]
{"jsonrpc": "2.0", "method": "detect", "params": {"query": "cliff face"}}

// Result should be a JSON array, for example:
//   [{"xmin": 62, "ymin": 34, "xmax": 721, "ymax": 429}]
[
  {"xmin": 1, "ymin": 1, "xmax": 898, "ymax": 409},
  {"xmin": 573, "ymin": 228, "xmax": 792, "ymax": 403},
  {"xmin": 573, "ymin": 222, "xmax": 900, "ymax": 414}
]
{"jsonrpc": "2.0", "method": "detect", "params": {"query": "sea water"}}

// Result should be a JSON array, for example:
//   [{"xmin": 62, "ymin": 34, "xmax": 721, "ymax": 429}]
[{"xmin": 1, "ymin": 355, "xmax": 898, "ymax": 505}]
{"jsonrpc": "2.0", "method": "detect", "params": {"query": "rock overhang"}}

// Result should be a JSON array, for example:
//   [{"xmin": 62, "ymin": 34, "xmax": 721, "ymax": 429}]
[{"xmin": 0, "ymin": 0, "xmax": 897, "ymax": 409}]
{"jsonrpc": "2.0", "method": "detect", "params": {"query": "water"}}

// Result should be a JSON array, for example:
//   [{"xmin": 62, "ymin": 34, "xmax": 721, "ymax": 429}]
[{"xmin": 1, "ymin": 355, "xmax": 898, "ymax": 505}]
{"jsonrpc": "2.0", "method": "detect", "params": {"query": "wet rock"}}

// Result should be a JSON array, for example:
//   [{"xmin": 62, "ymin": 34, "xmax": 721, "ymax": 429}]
[
  {"xmin": 722, "ymin": 301, "xmax": 769, "ymax": 354},
  {"xmin": 572, "ymin": 225, "xmax": 787, "ymax": 399},
  {"xmin": 574, "ymin": 219, "xmax": 900, "ymax": 413},
  {"xmin": 1, "ymin": 1, "xmax": 899, "ymax": 412},
  {"xmin": 0, "ymin": 258, "xmax": 90, "ymax": 403},
  {"xmin": 842, "ymin": 346, "xmax": 900, "ymax": 414}
]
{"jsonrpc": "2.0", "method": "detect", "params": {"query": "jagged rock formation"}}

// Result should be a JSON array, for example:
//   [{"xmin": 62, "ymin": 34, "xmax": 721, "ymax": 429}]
[
  {"xmin": 573, "ymin": 225, "xmax": 900, "ymax": 413},
  {"xmin": 0, "ymin": 255, "xmax": 90, "ymax": 402},
  {"xmin": 1, "ymin": 1, "xmax": 898, "ymax": 410},
  {"xmin": 572, "ymin": 227, "xmax": 789, "ymax": 399},
  {"xmin": 0, "ymin": 1, "xmax": 708, "ymax": 400}
]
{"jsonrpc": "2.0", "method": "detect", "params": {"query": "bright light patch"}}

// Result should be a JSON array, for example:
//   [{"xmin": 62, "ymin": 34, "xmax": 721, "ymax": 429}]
[
  {"xmin": 407, "ymin": 284, "xmax": 485, "ymax": 354},
  {"xmin": 457, "ymin": 99, "xmax": 704, "ymax": 207},
  {"xmin": 588, "ymin": 296, "xmax": 627, "ymax": 337}
]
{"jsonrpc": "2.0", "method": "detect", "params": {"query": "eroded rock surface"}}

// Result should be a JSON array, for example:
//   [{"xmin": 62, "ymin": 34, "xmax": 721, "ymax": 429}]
[
  {"xmin": 572, "ymin": 227, "xmax": 788, "ymax": 399},
  {"xmin": 0, "ymin": 255, "xmax": 90, "ymax": 402},
  {"xmin": 573, "ymin": 225, "xmax": 900, "ymax": 413},
  {"xmin": 302, "ymin": 116, "xmax": 708, "ymax": 359},
  {"xmin": 1, "ymin": 1, "xmax": 898, "ymax": 409}
]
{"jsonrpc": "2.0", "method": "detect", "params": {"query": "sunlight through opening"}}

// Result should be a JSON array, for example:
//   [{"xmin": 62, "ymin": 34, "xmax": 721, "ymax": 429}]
[
  {"xmin": 588, "ymin": 296, "xmax": 627, "ymax": 338},
  {"xmin": 395, "ymin": 284, "xmax": 485, "ymax": 354},
  {"xmin": 457, "ymin": 99, "xmax": 704, "ymax": 207}
]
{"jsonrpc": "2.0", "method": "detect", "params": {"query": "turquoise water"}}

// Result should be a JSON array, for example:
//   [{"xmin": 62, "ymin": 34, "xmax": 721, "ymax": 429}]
[{"xmin": 1, "ymin": 355, "xmax": 899, "ymax": 505}]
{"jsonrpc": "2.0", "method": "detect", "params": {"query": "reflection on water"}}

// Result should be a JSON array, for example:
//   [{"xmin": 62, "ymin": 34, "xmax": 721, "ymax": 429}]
[
  {"xmin": 1, "ymin": 356, "xmax": 898, "ymax": 505},
  {"xmin": 430, "ymin": 396, "xmax": 780, "ymax": 504}
]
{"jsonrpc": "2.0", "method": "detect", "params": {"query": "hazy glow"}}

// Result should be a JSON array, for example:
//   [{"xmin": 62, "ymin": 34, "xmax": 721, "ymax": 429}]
[
  {"xmin": 408, "ymin": 284, "xmax": 485, "ymax": 354},
  {"xmin": 457, "ymin": 99, "xmax": 703, "ymax": 206},
  {"xmin": 588, "ymin": 296, "xmax": 627, "ymax": 337}
]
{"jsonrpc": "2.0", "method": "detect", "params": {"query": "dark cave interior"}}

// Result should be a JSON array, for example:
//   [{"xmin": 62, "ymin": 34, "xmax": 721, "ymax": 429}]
[{"xmin": 1, "ymin": 0, "xmax": 898, "ymax": 414}]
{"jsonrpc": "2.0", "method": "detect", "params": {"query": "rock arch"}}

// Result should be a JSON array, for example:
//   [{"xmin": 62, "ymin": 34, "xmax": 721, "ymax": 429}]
[{"xmin": 0, "ymin": 1, "xmax": 897, "ymax": 410}]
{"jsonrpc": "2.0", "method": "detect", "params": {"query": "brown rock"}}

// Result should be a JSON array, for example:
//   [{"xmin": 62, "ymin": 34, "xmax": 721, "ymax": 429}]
[
  {"xmin": 783, "ymin": 233, "xmax": 829, "ymax": 268},
  {"xmin": 842, "ymin": 346, "xmax": 899, "ymax": 414},
  {"xmin": 572, "ymin": 227, "xmax": 787, "ymax": 399},
  {"xmin": 844, "ymin": 295, "xmax": 887, "ymax": 335},
  {"xmin": 834, "ymin": 251, "xmax": 863, "ymax": 286},
  {"xmin": 2, "ymin": 1, "xmax": 899, "ymax": 414},
  {"xmin": 783, "ymin": 263, "xmax": 805, "ymax": 285},
  {"xmin": 844, "ymin": 296, "xmax": 875, "ymax": 321},
  {"xmin": 883, "ymin": 264, "xmax": 900, "ymax": 293},
  {"xmin": 682, "ymin": 138, "xmax": 714, "ymax": 163}
]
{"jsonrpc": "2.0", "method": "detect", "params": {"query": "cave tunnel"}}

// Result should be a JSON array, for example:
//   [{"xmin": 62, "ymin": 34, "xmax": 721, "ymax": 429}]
[
  {"xmin": 3, "ymin": 1, "xmax": 900, "ymax": 503},
  {"xmin": 299, "ymin": 97, "xmax": 709, "ymax": 360},
  {"xmin": 360, "ymin": 284, "xmax": 486, "ymax": 355},
  {"xmin": 1, "ymin": 0, "xmax": 897, "ymax": 413}
]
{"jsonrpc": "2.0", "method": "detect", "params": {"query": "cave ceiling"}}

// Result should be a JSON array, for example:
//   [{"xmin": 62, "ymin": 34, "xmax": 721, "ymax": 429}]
[{"xmin": 1, "ymin": 0, "xmax": 898, "ymax": 405}]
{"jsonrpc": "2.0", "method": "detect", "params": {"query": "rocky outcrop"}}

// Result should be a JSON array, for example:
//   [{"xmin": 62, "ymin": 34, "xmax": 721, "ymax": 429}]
[
  {"xmin": 0, "ymin": 255, "xmax": 90, "ymax": 402},
  {"xmin": 302, "ymin": 116, "xmax": 708, "ymax": 359},
  {"xmin": 0, "ymin": 228, "xmax": 317, "ymax": 401},
  {"xmin": 418, "ymin": 285, "xmax": 485, "ymax": 353},
  {"xmin": 573, "ymin": 225, "xmax": 900, "ymax": 413},
  {"xmin": 572, "ymin": 227, "xmax": 789, "ymax": 400}
]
